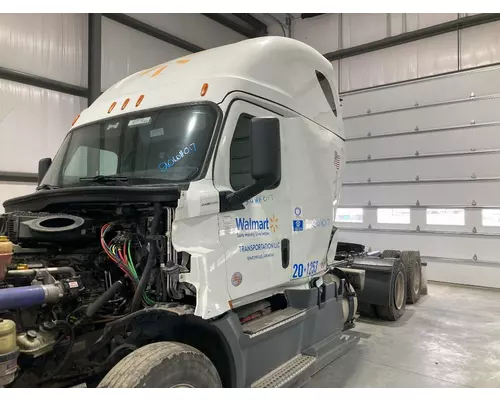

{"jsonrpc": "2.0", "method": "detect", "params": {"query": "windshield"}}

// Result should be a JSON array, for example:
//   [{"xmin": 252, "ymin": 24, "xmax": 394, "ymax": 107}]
[{"xmin": 41, "ymin": 104, "xmax": 218, "ymax": 188}]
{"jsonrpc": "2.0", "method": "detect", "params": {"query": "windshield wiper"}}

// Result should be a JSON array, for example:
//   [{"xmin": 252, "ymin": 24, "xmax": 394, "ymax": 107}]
[
  {"xmin": 79, "ymin": 175, "xmax": 130, "ymax": 185},
  {"xmin": 36, "ymin": 184, "xmax": 60, "ymax": 190}
]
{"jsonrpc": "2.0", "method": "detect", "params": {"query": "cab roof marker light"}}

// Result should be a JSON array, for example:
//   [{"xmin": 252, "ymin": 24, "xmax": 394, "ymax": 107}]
[
  {"xmin": 136, "ymin": 95, "xmax": 145, "ymax": 107},
  {"xmin": 152, "ymin": 65, "xmax": 167, "ymax": 77},
  {"xmin": 176, "ymin": 59, "xmax": 190, "ymax": 64},
  {"xmin": 108, "ymin": 102, "xmax": 117, "ymax": 114},
  {"xmin": 200, "ymin": 83, "xmax": 209, "ymax": 97},
  {"xmin": 121, "ymin": 98, "xmax": 130, "ymax": 110},
  {"xmin": 71, "ymin": 114, "xmax": 80, "ymax": 126}
]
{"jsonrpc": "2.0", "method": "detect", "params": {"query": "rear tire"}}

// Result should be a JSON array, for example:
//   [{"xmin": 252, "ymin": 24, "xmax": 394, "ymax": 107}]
[
  {"xmin": 382, "ymin": 249, "xmax": 401, "ymax": 259},
  {"xmin": 358, "ymin": 303, "xmax": 377, "ymax": 319},
  {"xmin": 401, "ymin": 250, "xmax": 421, "ymax": 304},
  {"xmin": 98, "ymin": 342, "xmax": 222, "ymax": 388},
  {"xmin": 376, "ymin": 259, "xmax": 406, "ymax": 321}
]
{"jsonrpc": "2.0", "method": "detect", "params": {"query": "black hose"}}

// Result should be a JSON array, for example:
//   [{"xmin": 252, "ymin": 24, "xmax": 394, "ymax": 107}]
[
  {"xmin": 131, "ymin": 203, "xmax": 163, "ymax": 312},
  {"xmin": 86, "ymin": 280, "xmax": 124, "ymax": 318}
]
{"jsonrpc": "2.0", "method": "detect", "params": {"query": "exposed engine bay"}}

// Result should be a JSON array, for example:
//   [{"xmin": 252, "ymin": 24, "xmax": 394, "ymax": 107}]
[{"xmin": 0, "ymin": 202, "xmax": 195, "ymax": 387}]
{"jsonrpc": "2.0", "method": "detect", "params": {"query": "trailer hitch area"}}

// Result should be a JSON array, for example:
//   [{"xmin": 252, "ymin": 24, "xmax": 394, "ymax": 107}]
[{"xmin": 336, "ymin": 268, "xmax": 365, "ymax": 292}]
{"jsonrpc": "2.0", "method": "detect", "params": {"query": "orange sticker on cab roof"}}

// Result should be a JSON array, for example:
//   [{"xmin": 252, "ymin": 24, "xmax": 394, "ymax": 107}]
[
  {"xmin": 152, "ymin": 65, "xmax": 167, "ymax": 77},
  {"xmin": 140, "ymin": 67, "xmax": 156, "ymax": 76}
]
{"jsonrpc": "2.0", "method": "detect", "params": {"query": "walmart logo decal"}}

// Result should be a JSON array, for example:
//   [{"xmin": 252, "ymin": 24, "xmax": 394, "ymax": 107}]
[
  {"xmin": 235, "ymin": 217, "xmax": 269, "ymax": 230},
  {"xmin": 235, "ymin": 216, "xmax": 278, "ymax": 237},
  {"xmin": 270, "ymin": 216, "xmax": 278, "ymax": 232}
]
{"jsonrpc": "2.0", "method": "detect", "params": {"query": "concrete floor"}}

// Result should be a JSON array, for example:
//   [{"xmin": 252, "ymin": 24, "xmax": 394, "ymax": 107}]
[{"xmin": 306, "ymin": 282, "xmax": 500, "ymax": 388}]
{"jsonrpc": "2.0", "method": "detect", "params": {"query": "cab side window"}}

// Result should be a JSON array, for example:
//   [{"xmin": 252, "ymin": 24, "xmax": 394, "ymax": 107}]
[
  {"xmin": 316, "ymin": 71, "xmax": 338, "ymax": 117},
  {"xmin": 229, "ymin": 114, "xmax": 255, "ymax": 191}
]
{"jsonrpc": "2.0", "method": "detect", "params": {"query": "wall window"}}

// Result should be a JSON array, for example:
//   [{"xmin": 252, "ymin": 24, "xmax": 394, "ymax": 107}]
[
  {"xmin": 482, "ymin": 209, "xmax": 500, "ymax": 227},
  {"xmin": 229, "ymin": 114, "xmax": 255, "ymax": 191},
  {"xmin": 335, "ymin": 208, "xmax": 363, "ymax": 223},
  {"xmin": 426, "ymin": 209, "xmax": 465, "ymax": 226},
  {"xmin": 377, "ymin": 208, "xmax": 410, "ymax": 224},
  {"xmin": 316, "ymin": 71, "xmax": 337, "ymax": 116}
]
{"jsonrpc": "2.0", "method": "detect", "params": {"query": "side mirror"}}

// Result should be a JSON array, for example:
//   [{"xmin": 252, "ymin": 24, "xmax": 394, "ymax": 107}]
[
  {"xmin": 250, "ymin": 117, "xmax": 281, "ymax": 187},
  {"xmin": 38, "ymin": 158, "xmax": 52, "ymax": 185},
  {"xmin": 221, "ymin": 117, "xmax": 281, "ymax": 211}
]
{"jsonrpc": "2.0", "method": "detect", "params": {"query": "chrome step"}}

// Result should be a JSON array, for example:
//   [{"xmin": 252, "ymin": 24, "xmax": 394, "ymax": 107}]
[
  {"xmin": 251, "ymin": 354, "xmax": 316, "ymax": 388},
  {"xmin": 242, "ymin": 307, "xmax": 306, "ymax": 338}
]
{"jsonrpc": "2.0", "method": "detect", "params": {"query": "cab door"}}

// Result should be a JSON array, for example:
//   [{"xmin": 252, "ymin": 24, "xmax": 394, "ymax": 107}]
[{"xmin": 213, "ymin": 100, "xmax": 292, "ymax": 302}]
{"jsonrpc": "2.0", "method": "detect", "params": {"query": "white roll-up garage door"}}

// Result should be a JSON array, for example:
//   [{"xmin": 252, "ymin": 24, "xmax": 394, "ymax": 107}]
[{"xmin": 337, "ymin": 65, "xmax": 500, "ymax": 289}]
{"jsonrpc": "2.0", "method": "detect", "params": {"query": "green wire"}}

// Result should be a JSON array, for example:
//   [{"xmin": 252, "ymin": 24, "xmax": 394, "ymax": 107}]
[
  {"xmin": 127, "ymin": 242, "xmax": 139, "ymax": 279},
  {"xmin": 127, "ymin": 241, "xmax": 154, "ymax": 306},
  {"xmin": 107, "ymin": 229, "xmax": 154, "ymax": 306}
]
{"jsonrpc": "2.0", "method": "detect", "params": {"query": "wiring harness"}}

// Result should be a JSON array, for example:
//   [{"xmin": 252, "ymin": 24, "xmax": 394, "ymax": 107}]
[{"xmin": 100, "ymin": 223, "xmax": 154, "ymax": 306}]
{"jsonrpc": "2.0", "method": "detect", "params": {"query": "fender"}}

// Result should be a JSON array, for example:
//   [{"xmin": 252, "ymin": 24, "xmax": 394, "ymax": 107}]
[{"xmin": 90, "ymin": 304, "xmax": 238, "ymax": 387}]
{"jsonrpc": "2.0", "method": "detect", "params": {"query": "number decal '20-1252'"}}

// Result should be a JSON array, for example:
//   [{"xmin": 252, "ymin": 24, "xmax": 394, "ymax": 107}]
[{"xmin": 292, "ymin": 261, "xmax": 319, "ymax": 279}]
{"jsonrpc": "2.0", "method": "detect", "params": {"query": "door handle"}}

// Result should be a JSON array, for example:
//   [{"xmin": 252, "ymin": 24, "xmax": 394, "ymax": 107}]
[{"xmin": 281, "ymin": 238, "xmax": 290, "ymax": 269}]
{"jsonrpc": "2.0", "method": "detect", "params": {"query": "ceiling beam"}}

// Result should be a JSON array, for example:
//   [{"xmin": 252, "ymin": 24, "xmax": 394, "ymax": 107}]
[
  {"xmin": 0, "ymin": 171, "xmax": 38, "ymax": 184},
  {"xmin": 103, "ymin": 13, "xmax": 204, "ymax": 53},
  {"xmin": 324, "ymin": 13, "xmax": 500, "ymax": 61},
  {"xmin": 0, "ymin": 66, "xmax": 88, "ymax": 98},
  {"xmin": 301, "ymin": 14, "xmax": 325, "ymax": 19},
  {"xmin": 202, "ymin": 14, "xmax": 261, "ymax": 38},
  {"xmin": 233, "ymin": 14, "xmax": 268, "ymax": 35}
]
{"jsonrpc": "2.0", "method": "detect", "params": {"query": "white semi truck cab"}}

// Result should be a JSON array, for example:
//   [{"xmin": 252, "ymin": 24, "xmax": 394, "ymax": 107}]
[
  {"xmin": 69, "ymin": 36, "xmax": 348, "ymax": 320},
  {"xmin": 0, "ymin": 37, "xmax": 388, "ymax": 388}
]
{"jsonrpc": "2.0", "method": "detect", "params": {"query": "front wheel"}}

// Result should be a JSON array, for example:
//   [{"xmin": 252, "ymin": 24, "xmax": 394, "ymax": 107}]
[{"xmin": 98, "ymin": 342, "xmax": 222, "ymax": 388}]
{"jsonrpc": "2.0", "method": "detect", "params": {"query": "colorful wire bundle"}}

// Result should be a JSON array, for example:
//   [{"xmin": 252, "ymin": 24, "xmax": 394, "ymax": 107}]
[{"xmin": 100, "ymin": 223, "xmax": 154, "ymax": 306}]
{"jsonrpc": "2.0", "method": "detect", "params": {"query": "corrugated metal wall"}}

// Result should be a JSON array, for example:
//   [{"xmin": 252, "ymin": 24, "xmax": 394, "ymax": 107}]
[
  {"xmin": 0, "ymin": 13, "xmax": 245, "ymax": 213},
  {"xmin": 0, "ymin": 13, "xmax": 89, "ymax": 212}
]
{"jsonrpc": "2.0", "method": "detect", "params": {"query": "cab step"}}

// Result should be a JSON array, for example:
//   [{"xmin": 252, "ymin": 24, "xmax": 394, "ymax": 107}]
[
  {"xmin": 241, "ymin": 307, "xmax": 306, "ymax": 338},
  {"xmin": 251, "ymin": 354, "xmax": 316, "ymax": 388}
]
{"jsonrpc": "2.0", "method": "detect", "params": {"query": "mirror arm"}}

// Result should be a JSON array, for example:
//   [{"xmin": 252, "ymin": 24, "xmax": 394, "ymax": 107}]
[{"xmin": 220, "ymin": 176, "xmax": 275, "ymax": 213}]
